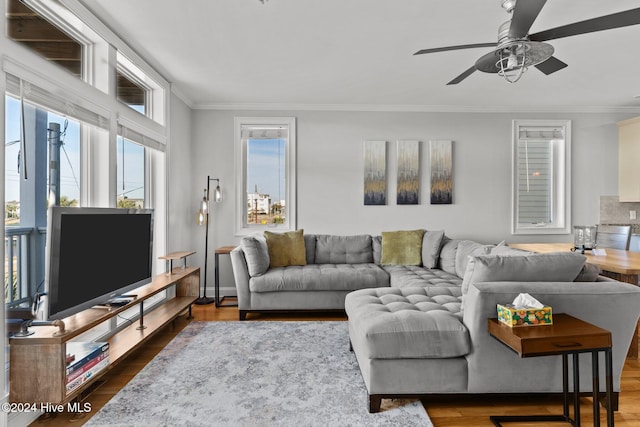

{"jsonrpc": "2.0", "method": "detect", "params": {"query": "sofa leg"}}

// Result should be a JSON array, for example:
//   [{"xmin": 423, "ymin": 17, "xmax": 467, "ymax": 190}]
[
  {"xmin": 368, "ymin": 394, "xmax": 382, "ymax": 413},
  {"xmin": 599, "ymin": 391, "xmax": 619, "ymax": 411},
  {"xmin": 239, "ymin": 310, "xmax": 248, "ymax": 321}
]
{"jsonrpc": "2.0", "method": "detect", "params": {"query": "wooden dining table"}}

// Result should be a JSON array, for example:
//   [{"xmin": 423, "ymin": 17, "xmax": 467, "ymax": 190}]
[{"xmin": 509, "ymin": 242, "xmax": 640, "ymax": 359}]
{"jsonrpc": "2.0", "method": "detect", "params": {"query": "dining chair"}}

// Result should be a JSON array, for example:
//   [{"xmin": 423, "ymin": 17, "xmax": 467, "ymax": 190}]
[{"xmin": 595, "ymin": 225, "xmax": 632, "ymax": 250}]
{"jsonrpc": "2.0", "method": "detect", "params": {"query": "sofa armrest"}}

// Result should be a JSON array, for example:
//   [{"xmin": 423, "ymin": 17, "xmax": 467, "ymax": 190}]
[
  {"xmin": 462, "ymin": 280, "xmax": 640, "ymax": 393},
  {"xmin": 230, "ymin": 246, "xmax": 251, "ymax": 310}
]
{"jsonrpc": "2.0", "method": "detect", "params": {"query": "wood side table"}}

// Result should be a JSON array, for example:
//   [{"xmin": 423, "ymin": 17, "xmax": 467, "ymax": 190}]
[
  {"xmin": 215, "ymin": 246, "xmax": 238, "ymax": 307},
  {"xmin": 488, "ymin": 313, "xmax": 614, "ymax": 426},
  {"xmin": 509, "ymin": 242, "xmax": 640, "ymax": 359}
]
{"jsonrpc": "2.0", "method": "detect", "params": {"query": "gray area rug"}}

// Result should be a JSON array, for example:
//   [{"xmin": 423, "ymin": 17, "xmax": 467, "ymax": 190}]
[{"xmin": 86, "ymin": 321, "xmax": 432, "ymax": 426}]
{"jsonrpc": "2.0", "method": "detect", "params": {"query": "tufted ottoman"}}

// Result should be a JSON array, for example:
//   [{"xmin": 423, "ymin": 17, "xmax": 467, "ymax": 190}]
[{"xmin": 344, "ymin": 286, "xmax": 470, "ymax": 412}]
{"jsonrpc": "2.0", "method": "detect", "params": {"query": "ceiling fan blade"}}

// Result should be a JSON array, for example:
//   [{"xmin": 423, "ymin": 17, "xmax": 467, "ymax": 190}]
[
  {"xmin": 535, "ymin": 56, "xmax": 568, "ymax": 75},
  {"xmin": 509, "ymin": 0, "xmax": 547, "ymax": 39},
  {"xmin": 446, "ymin": 66, "xmax": 477, "ymax": 85},
  {"xmin": 474, "ymin": 50, "xmax": 500, "ymax": 74},
  {"xmin": 529, "ymin": 7, "xmax": 640, "ymax": 42},
  {"xmin": 414, "ymin": 43, "xmax": 496, "ymax": 55}
]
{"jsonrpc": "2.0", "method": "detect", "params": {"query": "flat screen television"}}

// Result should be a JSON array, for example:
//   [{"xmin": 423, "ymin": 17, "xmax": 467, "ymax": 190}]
[{"xmin": 45, "ymin": 207, "xmax": 154, "ymax": 320}]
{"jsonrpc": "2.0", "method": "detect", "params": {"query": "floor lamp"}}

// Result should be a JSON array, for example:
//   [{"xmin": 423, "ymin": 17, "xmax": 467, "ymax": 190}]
[{"xmin": 196, "ymin": 176, "xmax": 222, "ymax": 305}]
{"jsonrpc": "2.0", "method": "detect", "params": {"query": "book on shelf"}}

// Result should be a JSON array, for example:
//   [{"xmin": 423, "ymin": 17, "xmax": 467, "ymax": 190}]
[
  {"xmin": 66, "ymin": 352, "xmax": 108, "ymax": 384},
  {"xmin": 66, "ymin": 341, "xmax": 109, "ymax": 376},
  {"xmin": 66, "ymin": 357, "xmax": 109, "ymax": 394}
]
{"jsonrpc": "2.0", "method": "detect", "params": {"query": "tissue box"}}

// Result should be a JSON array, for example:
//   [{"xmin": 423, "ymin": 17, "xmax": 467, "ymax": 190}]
[{"xmin": 497, "ymin": 304, "xmax": 553, "ymax": 327}]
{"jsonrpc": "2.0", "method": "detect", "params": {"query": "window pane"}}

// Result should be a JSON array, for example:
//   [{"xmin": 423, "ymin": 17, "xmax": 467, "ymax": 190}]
[
  {"xmin": 4, "ymin": 96, "xmax": 80, "ymax": 223},
  {"xmin": 512, "ymin": 120, "xmax": 570, "ymax": 235},
  {"xmin": 517, "ymin": 139, "xmax": 552, "ymax": 224},
  {"xmin": 246, "ymin": 138, "xmax": 286, "ymax": 225},
  {"xmin": 48, "ymin": 113, "xmax": 80, "ymax": 207},
  {"xmin": 5, "ymin": 96, "xmax": 21, "ymax": 225},
  {"xmin": 4, "ymin": 95, "xmax": 80, "ymax": 307},
  {"xmin": 116, "ymin": 137, "xmax": 145, "ymax": 208},
  {"xmin": 6, "ymin": 0, "xmax": 83, "ymax": 77},
  {"xmin": 116, "ymin": 70, "xmax": 146, "ymax": 115}
]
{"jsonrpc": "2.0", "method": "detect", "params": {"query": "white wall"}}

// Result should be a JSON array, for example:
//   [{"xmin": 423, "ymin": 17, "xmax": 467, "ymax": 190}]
[
  {"xmin": 166, "ymin": 93, "xmax": 194, "ymax": 252},
  {"xmin": 186, "ymin": 109, "xmax": 633, "ymax": 293}
]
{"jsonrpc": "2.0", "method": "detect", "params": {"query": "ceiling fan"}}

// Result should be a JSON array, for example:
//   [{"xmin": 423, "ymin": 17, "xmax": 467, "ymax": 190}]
[{"xmin": 414, "ymin": 0, "xmax": 640, "ymax": 84}]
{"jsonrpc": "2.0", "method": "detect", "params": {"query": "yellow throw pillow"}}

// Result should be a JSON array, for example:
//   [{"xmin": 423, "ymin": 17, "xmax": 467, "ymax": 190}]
[
  {"xmin": 264, "ymin": 229, "xmax": 307, "ymax": 268},
  {"xmin": 381, "ymin": 229, "xmax": 425, "ymax": 266}
]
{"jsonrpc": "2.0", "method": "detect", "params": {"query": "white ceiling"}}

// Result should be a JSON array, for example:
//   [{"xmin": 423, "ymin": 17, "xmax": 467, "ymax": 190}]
[{"xmin": 80, "ymin": 0, "xmax": 640, "ymax": 112}]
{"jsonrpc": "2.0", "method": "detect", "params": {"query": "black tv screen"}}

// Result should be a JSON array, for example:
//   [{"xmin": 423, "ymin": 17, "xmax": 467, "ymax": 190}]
[{"xmin": 46, "ymin": 207, "xmax": 154, "ymax": 320}]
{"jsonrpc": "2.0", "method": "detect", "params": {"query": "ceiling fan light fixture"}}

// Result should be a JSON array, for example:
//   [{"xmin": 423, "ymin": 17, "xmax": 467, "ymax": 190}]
[{"xmin": 496, "ymin": 41, "xmax": 554, "ymax": 83}]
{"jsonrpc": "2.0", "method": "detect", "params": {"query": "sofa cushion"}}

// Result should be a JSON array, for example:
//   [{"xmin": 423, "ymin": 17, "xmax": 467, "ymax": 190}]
[
  {"xmin": 372, "ymin": 235, "xmax": 382, "ymax": 265},
  {"xmin": 381, "ymin": 229, "xmax": 425, "ymax": 265},
  {"xmin": 422, "ymin": 230, "xmax": 445, "ymax": 268},
  {"xmin": 345, "ymin": 287, "xmax": 469, "ymax": 359},
  {"xmin": 461, "ymin": 252, "xmax": 587, "ymax": 296},
  {"xmin": 455, "ymin": 240, "xmax": 495, "ymax": 278},
  {"xmin": 314, "ymin": 234, "xmax": 373, "ymax": 264},
  {"xmin": 490, "ymin": 242, "xmax": 533, "ymax": 256},
  {"xmin": 383, "ymin": 265, "xmax": 462, "ymax": 293},
  {"xmin": 240, "ymin": 235, "xmax": 270, "ymax": 277},
  {"xmin": 264, "ymin": 229, "xmax": 307, "ymax": 268},
  {"xmin": 304, "ymin": 233, "xmax": 317, "ymax": 264},
  {"xmin": 438, "ymin": 237, "xmax": 459, "ymax": 276},
  {"xmin": 249, "ymin": 263, "xmax": 389, "ymax": 292},
  {"xmin": 574, "ymin": 262, "xmax": 601, "ymax": 282}
]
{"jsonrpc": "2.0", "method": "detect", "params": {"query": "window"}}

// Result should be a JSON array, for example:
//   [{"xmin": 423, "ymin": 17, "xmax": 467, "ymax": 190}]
[
  {"xmin": 116, "ymin": 69, "xmax": 147, "ymax": 115},
  {"xmin": 235, "ymin": 117, "xmax": 296, "ymax": 234},
  {"xmin": 4, "ymin": 95, "xmax": 82, "ymax": 307},
  {"xmin": 116, "ymin": 137, "xmax": 145, "ymax": 208},
  {"xmin": 512, "ymin": 119, "xmax": 571, "ymax": 235},
  {"xmin": 6, "ymin": 0, "xmax": 84, "ymax": 78},
  {"xmin": 116, "ymin": 52, "xmax": 166, "ymax": 123}
]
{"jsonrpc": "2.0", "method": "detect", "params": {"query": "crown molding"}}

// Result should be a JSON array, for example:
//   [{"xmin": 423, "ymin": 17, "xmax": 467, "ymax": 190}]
[
  {"xmin": 190, "ymin": 102, "xmax": 640, "ymax": 114},
  {"xmin": 170, "ymin": 84, "xmax": 195, "ymax": 109}
]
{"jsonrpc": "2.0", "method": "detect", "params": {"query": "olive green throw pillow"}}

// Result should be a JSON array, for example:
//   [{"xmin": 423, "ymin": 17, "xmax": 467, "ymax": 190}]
[
  {"xmin": 264, "ymin": 229, "xmax": 307, "ymax": 268},
  {"xmin": 381, "ymin": 229, "xmax": 425, "ymax": 265}
]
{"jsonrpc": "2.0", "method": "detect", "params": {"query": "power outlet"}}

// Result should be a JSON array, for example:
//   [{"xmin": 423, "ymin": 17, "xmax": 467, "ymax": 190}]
[{"xmin": 631, "ymin": 210, "xmax": 637, "ymax": 220}]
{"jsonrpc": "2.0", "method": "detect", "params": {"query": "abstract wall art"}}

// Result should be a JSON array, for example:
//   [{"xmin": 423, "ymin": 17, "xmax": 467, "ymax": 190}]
[
  {"xmin": 363, "ymin": 140, "xmax": 387, "ymax": 205},
  {"xmin": 396, "ymin": 140, "xmax": 420, "ymax": 205},
  {"xmin": 429, "ymin": 140, "xmax": 453, "ymax": 205}
]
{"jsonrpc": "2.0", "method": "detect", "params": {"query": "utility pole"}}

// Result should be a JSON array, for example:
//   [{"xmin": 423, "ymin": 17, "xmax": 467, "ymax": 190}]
[{"xmin": 48, "ymin": 122, "xmax": 61, "ymax": 206}]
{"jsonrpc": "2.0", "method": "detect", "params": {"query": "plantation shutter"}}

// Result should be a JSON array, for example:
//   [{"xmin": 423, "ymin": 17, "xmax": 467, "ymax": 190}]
[{"xmin": 516, "ymin": 126, "xmax": 564, "ymax": 225}]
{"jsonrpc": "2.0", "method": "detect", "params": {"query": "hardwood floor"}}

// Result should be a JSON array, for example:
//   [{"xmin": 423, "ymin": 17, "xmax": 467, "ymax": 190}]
[{"xmin": 30, "ymin": 304, "xmax": 640, "ymax": 426}]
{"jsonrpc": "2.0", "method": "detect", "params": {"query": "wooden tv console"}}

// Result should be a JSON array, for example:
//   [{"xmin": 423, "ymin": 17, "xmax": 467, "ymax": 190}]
[{"xmin": 9, "ymin": 266, "xmax": 200, "ymax": 404}]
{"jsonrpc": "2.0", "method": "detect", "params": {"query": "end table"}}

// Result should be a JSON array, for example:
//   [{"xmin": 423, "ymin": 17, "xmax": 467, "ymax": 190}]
[
  {"xmin": 488, "ymin": 313, "xmax": 613, "ymax": 426},
  {"xmin": 215, "ymin": 246, "xmax": 238, "ymax": 307}
]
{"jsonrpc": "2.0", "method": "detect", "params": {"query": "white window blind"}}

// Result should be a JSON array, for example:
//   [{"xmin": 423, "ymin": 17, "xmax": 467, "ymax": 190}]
[
  {"xmin": 512, "ymin": 120, "xmax": 571, "ymax": 235},
  {"xmin": 117, "ymin": 123, "xmax": 164, "ymax": 152},
  {"xmin": 5, "ymin": 73, "xmax": 108, "ymax": 130},
  {"xmin": 516, "ymin": 127, "xmax": 563, "ymax": 225},
  {"xmin": 240, "ymin": 125, "xmax": 290, "ymax": 140}
]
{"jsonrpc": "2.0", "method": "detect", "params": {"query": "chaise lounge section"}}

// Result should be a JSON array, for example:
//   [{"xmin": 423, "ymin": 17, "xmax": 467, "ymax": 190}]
[
  {"xmin": 346, "ymin": 255, "xmax": 640, "ymax": 412},
  {"xmin": 231, "ymin": 228, "xmax": 640, "ymax": 413}
]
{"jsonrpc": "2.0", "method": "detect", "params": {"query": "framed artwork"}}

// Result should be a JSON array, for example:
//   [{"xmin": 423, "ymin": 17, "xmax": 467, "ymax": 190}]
[
  {"xmin": 396, "ymin": 140, "xmax": 420, "ymax": 205},
  {"xmin": 363, "ymin": 140, "xmax": 386, "ymax": 205},
  {"xmin": 429, "ymin": 140, "xmax": 453, "ymax": 204}
]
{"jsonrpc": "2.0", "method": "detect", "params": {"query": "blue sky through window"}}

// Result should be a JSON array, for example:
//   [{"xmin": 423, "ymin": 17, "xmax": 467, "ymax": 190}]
[
  {"xmin": 4, "ymin": 96, "xmax": 81, "ymax": 204},
  {"xmin": 247, "ymin": 138, "xmax": 285, "ymax": 203},
  {"xmin": 4, "ymin": 96, "xmax": 145, "ymax": 206}
]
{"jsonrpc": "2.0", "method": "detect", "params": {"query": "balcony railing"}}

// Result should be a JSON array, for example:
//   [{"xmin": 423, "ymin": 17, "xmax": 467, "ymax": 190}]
[{"xmin": 4, "ymin": 226, "xmax": 33, "ymax": 306}]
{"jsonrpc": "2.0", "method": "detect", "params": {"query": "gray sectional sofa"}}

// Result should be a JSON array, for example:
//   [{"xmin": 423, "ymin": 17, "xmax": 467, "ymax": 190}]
[{"xmin": 230, "ymin": 230, "xmax": 640, "ymax": 412}]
